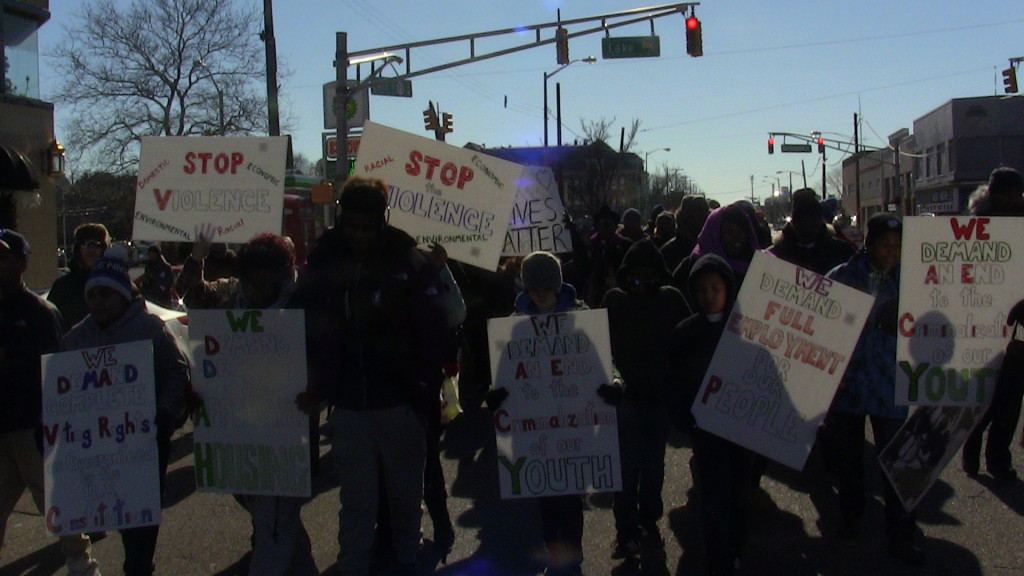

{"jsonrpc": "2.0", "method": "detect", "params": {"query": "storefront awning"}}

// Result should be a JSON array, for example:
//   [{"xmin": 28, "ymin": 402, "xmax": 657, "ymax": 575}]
[{"xmin": 0, "ymin": 144, "xmax": 40, "ymax": 191}]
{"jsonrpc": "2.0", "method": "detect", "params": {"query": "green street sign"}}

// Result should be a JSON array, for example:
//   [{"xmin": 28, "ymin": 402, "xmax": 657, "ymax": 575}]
[
  {"xmin": 602, "ymin": 36, "xmax": 661, "ymax": 59},
  {"xmin": 781, "ymin": 143, "xmax": 813, "ymax": 153},
  {"xmin": 370, "ymin": 79, "xmax": 413, "ymax": 97}
]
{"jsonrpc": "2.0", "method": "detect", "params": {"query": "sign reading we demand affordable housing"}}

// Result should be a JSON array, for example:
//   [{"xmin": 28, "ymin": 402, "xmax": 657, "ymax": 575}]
[
  {"xmin": 487, "ymin": 309, "xmax": 621, "ymax": 499},
  {"xmin": 188, "ymin": 309, "xmax": 310, "ymax": 497},
  {"xmin": 41, "ymin": 341, "xmax": 161, "ymax": 536},
  {"xmin": 692, "ymin": 252, "xmax": 874, "ymax": 471},
  {"xmin": 134, "ymin": 136, "xmax": 288, "ymax": 243},
  {"xmin": 896, "ymin": 216, "xmax": 1024, "ymax": 406}
]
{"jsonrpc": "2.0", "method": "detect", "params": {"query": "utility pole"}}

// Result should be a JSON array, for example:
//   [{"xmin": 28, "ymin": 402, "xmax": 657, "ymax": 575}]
[
  {"xmin": 333, "ymin": 32, "xmax": 349, "ymax": 225},
  {"xmin": 263, "ymin": 0, "xmax": 280, "ymax": 137},
  {"xmin": 750, "ymin": 174, "xmax": 755, "ymax": 204}
]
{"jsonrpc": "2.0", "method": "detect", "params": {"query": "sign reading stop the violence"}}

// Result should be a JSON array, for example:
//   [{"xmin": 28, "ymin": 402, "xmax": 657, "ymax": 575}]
[
  {"xmin": 896, "ymin": 216, "xmax": 1024, "ymax": 406},
  {"xmin": 354, "ymin": 122, "xmax": 520, "ymax": 270},
  {"xmin": 134, "ymin": 136, "xmax": 288, "ymax": 243},
  {"xmin": 691, "ymin": 252, "xmax": 874, "ymax": 470}
]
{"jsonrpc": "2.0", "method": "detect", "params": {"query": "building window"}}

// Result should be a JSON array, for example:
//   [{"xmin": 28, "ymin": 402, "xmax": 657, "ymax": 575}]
[
  {"xmin": 936, "ymin": 143, "xmax": 945, "ymax": 175},
  {"xmin": 3, "ymin": 10, "xmax": 40, "ymax": 98}
]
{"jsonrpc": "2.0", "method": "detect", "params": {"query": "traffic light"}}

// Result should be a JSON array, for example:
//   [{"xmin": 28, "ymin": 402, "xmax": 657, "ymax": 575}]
[
  {"xmin": 685, "ymin": 16, "xmax": 702, "ymax": 57},
  {"xmin": 1003, "ymin": 67, "xmax": 1019, "ymax": 94},
  {"xmin": 817, "ymin": 137, "xmax": 826, "ymax": 154},
  {"xmin": 555, "ymin": 27, "xmax": 569, "ymax": 65},
  {"xmin": 768, "ymin": 137, "xmax": 775, "ymax": 155},
  {"xmin": 442, "ymin": 112, "xmax": 453, "ymax": 134},
  {"xmin": 423, "ymin": 102, "xmax": 439, "ymax": 132}
]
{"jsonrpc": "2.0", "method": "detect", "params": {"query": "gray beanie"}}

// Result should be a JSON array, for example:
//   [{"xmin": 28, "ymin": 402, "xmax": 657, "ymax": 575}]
[{"xmin": 520, "ymin": 251, "xmax": 563, "ymax": 292}]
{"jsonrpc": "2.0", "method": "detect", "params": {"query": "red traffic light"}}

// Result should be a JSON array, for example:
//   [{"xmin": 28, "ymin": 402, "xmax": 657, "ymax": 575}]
[
  {"xmin": 768, "ymin": 137, "xmax": 775, "ymax": 154},
  {"xmin": 685, "ymin": 16, "xmax": 702, "ymax": 57},
  {"xmin": 817, "ymin": 137, "xmax": 825, "ymax": 153},
  {"xmin": 686, "ymin": 16, "xmax": 699, "ymax": 30}
]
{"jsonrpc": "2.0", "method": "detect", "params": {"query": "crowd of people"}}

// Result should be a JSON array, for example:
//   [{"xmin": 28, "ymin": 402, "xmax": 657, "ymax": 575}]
[{"xmin": 1, "ymin": 167, "xmax": 1023, "ymax": 576}]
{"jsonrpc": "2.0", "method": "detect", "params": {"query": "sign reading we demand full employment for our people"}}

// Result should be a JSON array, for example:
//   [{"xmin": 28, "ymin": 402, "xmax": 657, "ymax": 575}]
[
  {"xmin": 692, "ymin": 252, "xmax": 874, "ymax": 471},
  {"xmin": 189, "ymin": 309, "xmax": 311, "ymax": 497},
  {"xmin": 41, "ymin": 341, "xmax": 161, "ymax": 536},
  {"xmin": 354, "ymin": 122, "xmax": 521, "ymax": 271},
  {"xmin": 134, "ymin": 136, "xmax": 288, "ymax": 243},
  {"xmin": 487, "ymin": 309, "xmax": 621, "ymax": 499},
  {"xmin": 896, "ymin": 216, "xmax": 1024, "ymax": 406}
]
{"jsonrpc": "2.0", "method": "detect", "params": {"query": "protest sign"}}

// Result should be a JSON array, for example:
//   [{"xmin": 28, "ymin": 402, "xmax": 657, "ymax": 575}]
[
  {"xmin": 691, "ymin": 251, "xmax": 874, "ymax": 470},
  {"xmin": 503, "ymin": 166, "xmax": 573, "ymax": 256},
  {"xmin": 42, "ymin": 340, "xmax": 160, "ymax": 535},
  {"xmin": 896, "ymin": 216, "xmax": 1024, "ymax": 406},
  {"xmin": 134, "ymin": 136, "xmax": 288, "ymax": 243},
  {"xmin": 354, "ymin": 122, "xmax": 520, "ymax": 270},
  {"xmin": 880, "ymin": 405, "xmax": 988, "ymax": 511},
  {"xmin": 189, "ymin": 309, "xmax": 310, "ymax": 497},
  {"xmin": 487, "ymin": 309, "xmax": 620, "ymax": 499}
]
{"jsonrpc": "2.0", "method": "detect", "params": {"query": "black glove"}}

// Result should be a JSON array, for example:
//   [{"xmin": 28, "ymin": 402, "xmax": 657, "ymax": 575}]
[
  {"xmin": 485, "ymin": 387, "xmax": 510, "ymax": 412},
  {"xmin": 597, "ymin": 384, "xmax": 624, "ymax": 406}
]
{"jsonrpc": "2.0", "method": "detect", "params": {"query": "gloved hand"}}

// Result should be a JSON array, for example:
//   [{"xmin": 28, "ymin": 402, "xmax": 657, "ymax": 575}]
[
  {"xmin": 485, "ymin": 387, "xmax": 510, "ymax": 412},
  {"xmin": 597, "ymin": 383, "xmax": 624, "ymax": 406}
]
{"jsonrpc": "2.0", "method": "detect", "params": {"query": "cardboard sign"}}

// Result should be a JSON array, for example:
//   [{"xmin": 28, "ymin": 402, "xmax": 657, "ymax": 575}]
[
  {"xmin": 487, "ymin": 309, "xmax": 621, "ymax": 498},
  {"xmin": 42, "ymin": 341, "xmax": 161, "ymax": 535},
  {"xmin": 896, "ymin": 216, "xmax": 1024, "ymax": 406},
  {"xmin": 354, "ymin": 122, "xmax": 519, "ymax": 270},
  {"xmin": 502, "ymin": 166, "xmax": 573, "ymax": 256},
  {"xmin": 188, "ymin": 309, "xmax": 311, "ymax": 497},
  {"xmin": 134, "ymin": 136, "xmax": 288, "ymax": 243},
  {"xmin": 692, "ymin": 251, "xmax": 874, "ymax": 470}
]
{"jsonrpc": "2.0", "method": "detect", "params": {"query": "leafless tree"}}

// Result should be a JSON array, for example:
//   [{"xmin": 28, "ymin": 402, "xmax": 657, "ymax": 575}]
[
  {"xmin": 578, "ymin": 117, "xmax": 641, "ymax": 152},
  {"xmin": 51, "ymin": 0, "xmax": 271, "ymax": 173}
]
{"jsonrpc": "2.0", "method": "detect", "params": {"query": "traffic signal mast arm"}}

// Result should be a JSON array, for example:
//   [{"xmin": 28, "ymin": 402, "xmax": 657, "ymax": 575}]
[{"xmin": 344, "ymin": 2, "xmax": 701, "ymax": 88}]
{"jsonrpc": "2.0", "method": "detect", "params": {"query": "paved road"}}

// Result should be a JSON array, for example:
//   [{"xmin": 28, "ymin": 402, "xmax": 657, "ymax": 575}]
[{"xmin": 3, "ymin": 400, "xmax": 1024, "ymax": 576}]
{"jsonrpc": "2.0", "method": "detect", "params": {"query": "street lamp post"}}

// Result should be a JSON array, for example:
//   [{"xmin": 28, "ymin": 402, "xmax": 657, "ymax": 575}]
[{"xmin": 544, "ymin": 56, "xmax": 596, "ymax": 147}]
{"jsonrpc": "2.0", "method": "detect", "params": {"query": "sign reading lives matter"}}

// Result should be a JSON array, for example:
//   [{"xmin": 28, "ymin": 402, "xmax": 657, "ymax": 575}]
[
  {"xmin": 134, "ymin": 136, "xmax": 288, "ymax": 243},
  {"xmin": 692, "ymin": 251, "xmax": 874, "ymax": 470},
  {"xmin": 354, "ymin": 122, "xmax": 520, "ymax": 271},
  {"xmin": 189, "ymin": 309, "xmax": 311, "ymax": 497},
  {"xmin": 502, "ymin": 165, "xmax": 572, "ymax": 257},
  {"xmin": 487, "ymin": 309, "xmax": 621, "ymax": 499},
  {"xmin": 41, "ymin": 340, "xmax": 160, "ymax": 536},
  {"xmin": 896, "ymin": 216, "xmax": 1024, "ymax": 406}
]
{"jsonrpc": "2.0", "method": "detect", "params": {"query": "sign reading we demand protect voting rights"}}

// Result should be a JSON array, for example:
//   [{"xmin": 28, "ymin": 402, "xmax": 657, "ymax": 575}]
[
  {"xmin": 41, "ymin": 341, "xmax": 161, "ymax": 536},
  {"xmin": 354, "ymin": 122, "xmax": 521, "ymax": 271},
  {"xmin": 692, "ymin": 252, "xmax": 874, "ymax": 471},
  {"xmin": 134, "ymin": 136, "xmax": 288, "ymax": 243},
  {"xmin": 487, "ymin": 309, "xmax": 621, "ymax": 499},
  {"xmin": 189, "ymin": 309, "xmax": 310, "ymax": 497}
]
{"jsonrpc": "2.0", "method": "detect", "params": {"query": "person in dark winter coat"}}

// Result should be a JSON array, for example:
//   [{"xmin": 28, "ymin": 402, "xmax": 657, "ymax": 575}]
[
  {"xmin": 291, "ymin": 176, "xmax": 448, "ymax": 576},
  {"xmin": 660, "ymin": 195, "xmax": 710, "ymax": 273},
  {"xmin": 767, "ymin": 188, "xmax": 856, "ymax": 275},
  {"xmin": 600, "ymin": 239, "xmax": 690, "ymax": 560},
  {"xmin": 825, "ymin": 213, "xmax": 923, "ymax": 567},
  {"xmin": 137, "ymin": 244, "xmax": 175, "ymax": 309},
  {"xmin": 667, "ymin": 253, "xmax": 754, "ymax": 576},
  {"xmin": 585, "ymin": 205, "xmax": 633, "ymax": 307},
  {"xmin": 48, "ymin": 223, "xmax": 110, "ymax": 332}
]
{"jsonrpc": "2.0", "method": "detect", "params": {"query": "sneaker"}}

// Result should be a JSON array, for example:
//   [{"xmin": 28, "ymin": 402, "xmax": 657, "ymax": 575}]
[
  {"xmin": 611, "ymin": 536, "xmax": 640, "ymax": 560},
  {"xmin": 988, "ymin": 467, "xmax": 1018, "ymax": 482},
  {"xmin": 962, "ymin": 456, "xmax": 980, "ymax": 477}
]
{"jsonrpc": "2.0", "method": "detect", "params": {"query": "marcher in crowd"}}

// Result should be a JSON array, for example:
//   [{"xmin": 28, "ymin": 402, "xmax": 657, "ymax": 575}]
[
  {"xmin": 63, "ymin": 245, "xmax": 190, "ymax": 576},
  {"xmin": 48, "ymin": 223, "xmax": 110, "ymax": 332},
  {"xmin": 660, "ymin": 196, "xmax": 710, "ymax": 274},
  {"xmin": 963, "ymin": 166, "xmax": 1024, "ymax": 480},
  {"xmin": 585, "ymin": 205, "xmax": 633, "ymax": 307},
  {"xmin": 667, "ymin": 253, "xmax": 753, "ymax": 576},
  {"xmin": 137, "ymin": 244, "xmax": 174, "ymax": 309},
  {"xmin": 650, "ymin": 211, "xmax": 676, "ymax": 249},
  {"xmin": 825, "ymin": 214, "xmax": 923, "ymax": 566},
  {"xmin": 176, "ymin": 229, "xmax": 318, "ymax": 576},
  {"xmin": 600, "ymin": 239, "xmax": 690, "ymax": 563},
  {"xmin": 292, "ymin": 176, "xmax": 448, "ymax": 576},
  {"xmin": 0, "ymin": 229, "xmax": 101, "ymax": 576},
  {"xmin": 619, "ymin": 208, "xmax": 647, "ymax": 243}
]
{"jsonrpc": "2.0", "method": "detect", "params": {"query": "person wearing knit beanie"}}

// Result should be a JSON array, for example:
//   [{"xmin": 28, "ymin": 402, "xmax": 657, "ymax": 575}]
[
  {"xmin": 83, "ymin": 245, "xmax": 135, "ymax": 327},
  {"xmin": 520, "ymin": 250, "xmax": 563, "ymax": 293}
]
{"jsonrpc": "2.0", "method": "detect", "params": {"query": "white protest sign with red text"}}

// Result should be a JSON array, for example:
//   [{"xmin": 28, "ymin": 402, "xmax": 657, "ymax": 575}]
[
  {"xmin": 692, "ymin": 251, "xmax": 874, "ymax": 470},
  {"xmin": 134, "ymin": 136, "xmax": 288, "ymax": 243},
  {"xmin": 354, "ymin": 122, "xmax": 520, "ymax": 270},
  {"xmin": 41, "ymin": 341, "xmax": 161, "ymax": 535}
]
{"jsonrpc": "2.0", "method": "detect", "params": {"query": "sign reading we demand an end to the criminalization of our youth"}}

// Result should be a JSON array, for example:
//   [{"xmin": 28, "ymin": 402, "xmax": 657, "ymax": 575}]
[
  {"xmin": 134, "ymin": 136, "xmax": 288, "ymax": 243},
  {"xmin": 896, "ymin": 216, "xmax": 1024, "ymax": 406},
  {"xmin": 41, "ymin": 340, "xmax": 160, "ymax": 536},
  {"xmin": 502, "ymin": 165, "xmax": 573, "ymax": 257},
  {"xmin": 189, "ymin": 309, "xmax": 310, "ymax": 497},
  {"xmin": 487, "ymin": 309, "xmax": 620, "ymax": 499},
  {"xmin": 354, "ymin": 122, "xmax": 520, "ymax": 271},
  {"xmin": 692, "ymin": 252, "xmax": 874, "ymax": 471}
]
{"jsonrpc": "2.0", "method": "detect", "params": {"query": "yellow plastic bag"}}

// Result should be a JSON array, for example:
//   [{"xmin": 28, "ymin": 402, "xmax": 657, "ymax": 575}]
[{"xmin": 440, "ymin": 373, "xmax": 463, "ymax": 425}]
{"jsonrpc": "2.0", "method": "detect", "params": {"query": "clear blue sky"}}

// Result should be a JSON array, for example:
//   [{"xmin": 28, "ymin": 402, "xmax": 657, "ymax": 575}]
[{"xmin": 39, "ymin": 0, "xmax": 1023, "ymax": 207}]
